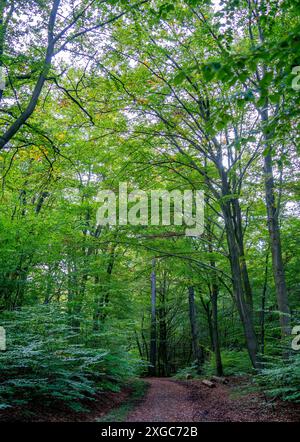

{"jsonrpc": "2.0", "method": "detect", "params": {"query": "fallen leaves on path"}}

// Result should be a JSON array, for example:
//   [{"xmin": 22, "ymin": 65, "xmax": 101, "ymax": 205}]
[
  {"xmin": 127, "ymin": 378, "xmax": 195, "ymax": 422},
  {"xmin": 126, "ymin": 377, "xmax": 300, "ymax": 422}
]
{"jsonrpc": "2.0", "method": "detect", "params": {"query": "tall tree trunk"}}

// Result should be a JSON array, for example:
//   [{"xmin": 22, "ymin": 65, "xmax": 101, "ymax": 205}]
[
  {"xmin": 93, "ymin": 244, "xmax": 115, "ymax": 330},
  {"xmin": 67, "ymin": 261, "xmax": 81, "ymax": 333},
  {"xmin": 141, "ymin": 313, "xmax": 149, "ymax": 362},
  {"xmin": 199, "ymin": 295, "xmax": 214, "ymax": 351},
  {"xmin": 215, "ymin": 151, "xmax": 258, "ymax": 367},
  {"xmin": 262, "ymin": 124, "xmax": 291, "ymax": 338},
  {"xmin": 158, "ymin": 306, "xmax": 168, "ymax": 376},
  {"xmin": 211, "ymin": 282, "xmax": 223, "ymax": 376},
  {"xmin": 206, "ymin": 219, "xmax": 223, "ymax": 376},
  {"xmin": 158, "ymin": 274, "xmax": 168, "ymax": 376},
  {"xmin": 222, "ymin": 202, "xmax": 258, "ymax": 368},
  {"xmin": 149, "ymin": 258, "xmax": 157, "ymax": 376},
  {"xmin": 256, "ymin": 10, "xmax": 291, "ymax": 341},
  {"xmin": 261, "ymin": 249, "xmax": 269, "ymax": 356},
  {"xmin": 207, "ymin": 304, "xmax": 214, "ymax": 351},
  {"xmin": 134, "ymin": 329, "xmax": 143, "ymax": 359},
  {"xmin": 188, "ymin": 286, "xmax": 203, "ymax": 373},
  {"xmin": 232, "ymin": 199, "xmax": 253, "ymax": 313}
]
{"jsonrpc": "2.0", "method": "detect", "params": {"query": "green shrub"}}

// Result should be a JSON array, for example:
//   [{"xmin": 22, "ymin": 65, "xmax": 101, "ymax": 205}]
[
  {"xmin": 255, "ymin": 353, "xmax": 300, "ymax": 403},
  {"xmin": 203, "ymin": 350, "xmax": 252, "ymax": 376},
  {"xmin": 0, "ymin": 304, "xmax": 139, "ymax": 411},
  {"xmin": 172, "ymin": 363, "xmax": 200, "ymax": 379}
]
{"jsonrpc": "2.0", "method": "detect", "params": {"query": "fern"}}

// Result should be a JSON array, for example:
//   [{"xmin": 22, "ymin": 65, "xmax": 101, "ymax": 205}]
[{"xmin": 256, "ymin": 353, "xmax": 300, "ymax": 403}]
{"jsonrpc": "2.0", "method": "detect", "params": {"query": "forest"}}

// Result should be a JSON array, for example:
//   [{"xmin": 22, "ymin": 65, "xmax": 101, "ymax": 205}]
[{"xmin": 0, "ymin": 0, "xmax": 300, "ymax": 423}]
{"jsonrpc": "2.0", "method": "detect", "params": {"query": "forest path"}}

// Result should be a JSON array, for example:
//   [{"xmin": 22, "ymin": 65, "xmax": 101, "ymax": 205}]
[
  {"xmin": 126, "ymin": 377, "xmax": 300, "ymax": 422},
  {"xmin": 126, "ymin": 378, "xmax": 197, "ymax": 422}
]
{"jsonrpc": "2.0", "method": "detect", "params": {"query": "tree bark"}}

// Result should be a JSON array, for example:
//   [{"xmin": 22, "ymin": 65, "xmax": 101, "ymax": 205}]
[
  {"xmin": 261, "ymin": 116, "xmax": 291, "ymax": 338},
  {"xmin": 93, "ymin": 244, "xmax": 115, "ymax": 330},
  {"xmin": 188, "ymin": 286, "xmax": 203, "ymax": 373},
  {"xmin": 253, "ymin": 3, "xmax": 291, "ymax": 341},
  {"xmin": 222, "ymin": 201, "xmax": 258, "ymax": 368},
  {"xmin": 232, "ymin": 199, "xmax": 253, "ymax": 313},
  {"xmin": 158, "ymin": 273, "xmax": 168, "ymax": 376},
  {"xmin": 260, "ymin": 249, "xmax": 269, "ymax": 355},
  {"xmin": 149, "ymin": 258, "xmax": 157, "ymax": 376},
  {"xmin": 214, "ymin": 145, "xmax": 258, "ymax": 367},
  {"xmin": 206, "ymin": 220, "xmax": 223, "ymax": 376},
  {"xmin": 211, "ymin": 282, "xmax": 223, "ymax": 376}
]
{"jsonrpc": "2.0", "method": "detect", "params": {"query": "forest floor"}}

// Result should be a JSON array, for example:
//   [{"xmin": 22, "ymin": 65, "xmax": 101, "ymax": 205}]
[
  {"xmin": 126, "ymin": 377, "xmax": 300, "ymax": 422},
  {"xmin": 1, "ymin": 377, "xmax": 300, "ymax": 422}
]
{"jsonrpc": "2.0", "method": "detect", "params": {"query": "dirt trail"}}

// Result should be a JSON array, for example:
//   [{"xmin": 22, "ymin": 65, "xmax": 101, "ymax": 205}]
[
  {"xmin": 127, "ymin": 378, "xmax": 196, "ymax": 422},
  {"xmin": 126, "ymin": 377, "xmax": 300, "ymax": 422}
]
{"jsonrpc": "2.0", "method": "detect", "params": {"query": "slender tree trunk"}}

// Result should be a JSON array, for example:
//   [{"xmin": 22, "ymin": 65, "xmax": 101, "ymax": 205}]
[
  {"xmin": 262, "ymin": 135, "xmax": 291, "ymax": 338},
  {"xmin": 261, "ymin": 250, "xmax": 269, "ymax": 355},
  {"xmin": 93, "ymin": 246, "xmax": 115, "ymax": 330},
  {"xmin": 199, "ymin": 295, "xmax": 214, "ymax": 351},
  {"xmin": 188, "ymin": 286, "xmax": 203, "ymax": 373},
  {"xmin": 206, "ymin": 219, "xmax": 223, "ymax": 375},
  {"xmin": 257, "ymin": 13, "xmax": 291, "ymax": 341},
  {"xmin": 211, "ymin": 282, "xmax": 223, "ymax": 376},
  {"xmin": 222, "ymin": 202, "xmax": 258, "ymax": 368},
  {"xmin": 141, "ymin": 313, "xmax": 149, "ymax": 361},
  {"xmin": 134, "ymin": 330, "xmax": 143, "ymax": 358},
  {"xmin": 232, "ymin": 199, "xmax": 253, "ymax": 313},
  {"xmin": 207, "ymin": 305, "xmax": 214, "ymax": 351},
  {"xmin": 215, "ymin": 153, "xmax": 258, "ymax": 367},
  {"xmin": 149, "ymin": 258, "xmax": 157, "ymax": 376},
  {"xmin": 67, "ymin": 261, "xmax": 81, "ymax": 333},
  {"xmin": 158, "ymin": 306, "xmax": 168, "ymax": 376},
  {"xmin": 158, "ymin": 275, "xmax": 168, "ymax": 376}
]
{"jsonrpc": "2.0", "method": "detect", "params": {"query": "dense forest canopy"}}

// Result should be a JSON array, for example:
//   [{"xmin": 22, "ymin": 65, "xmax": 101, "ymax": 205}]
[{"xmin": 0, "ymin": 0, "xmax": 300, "ymax": 417}]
